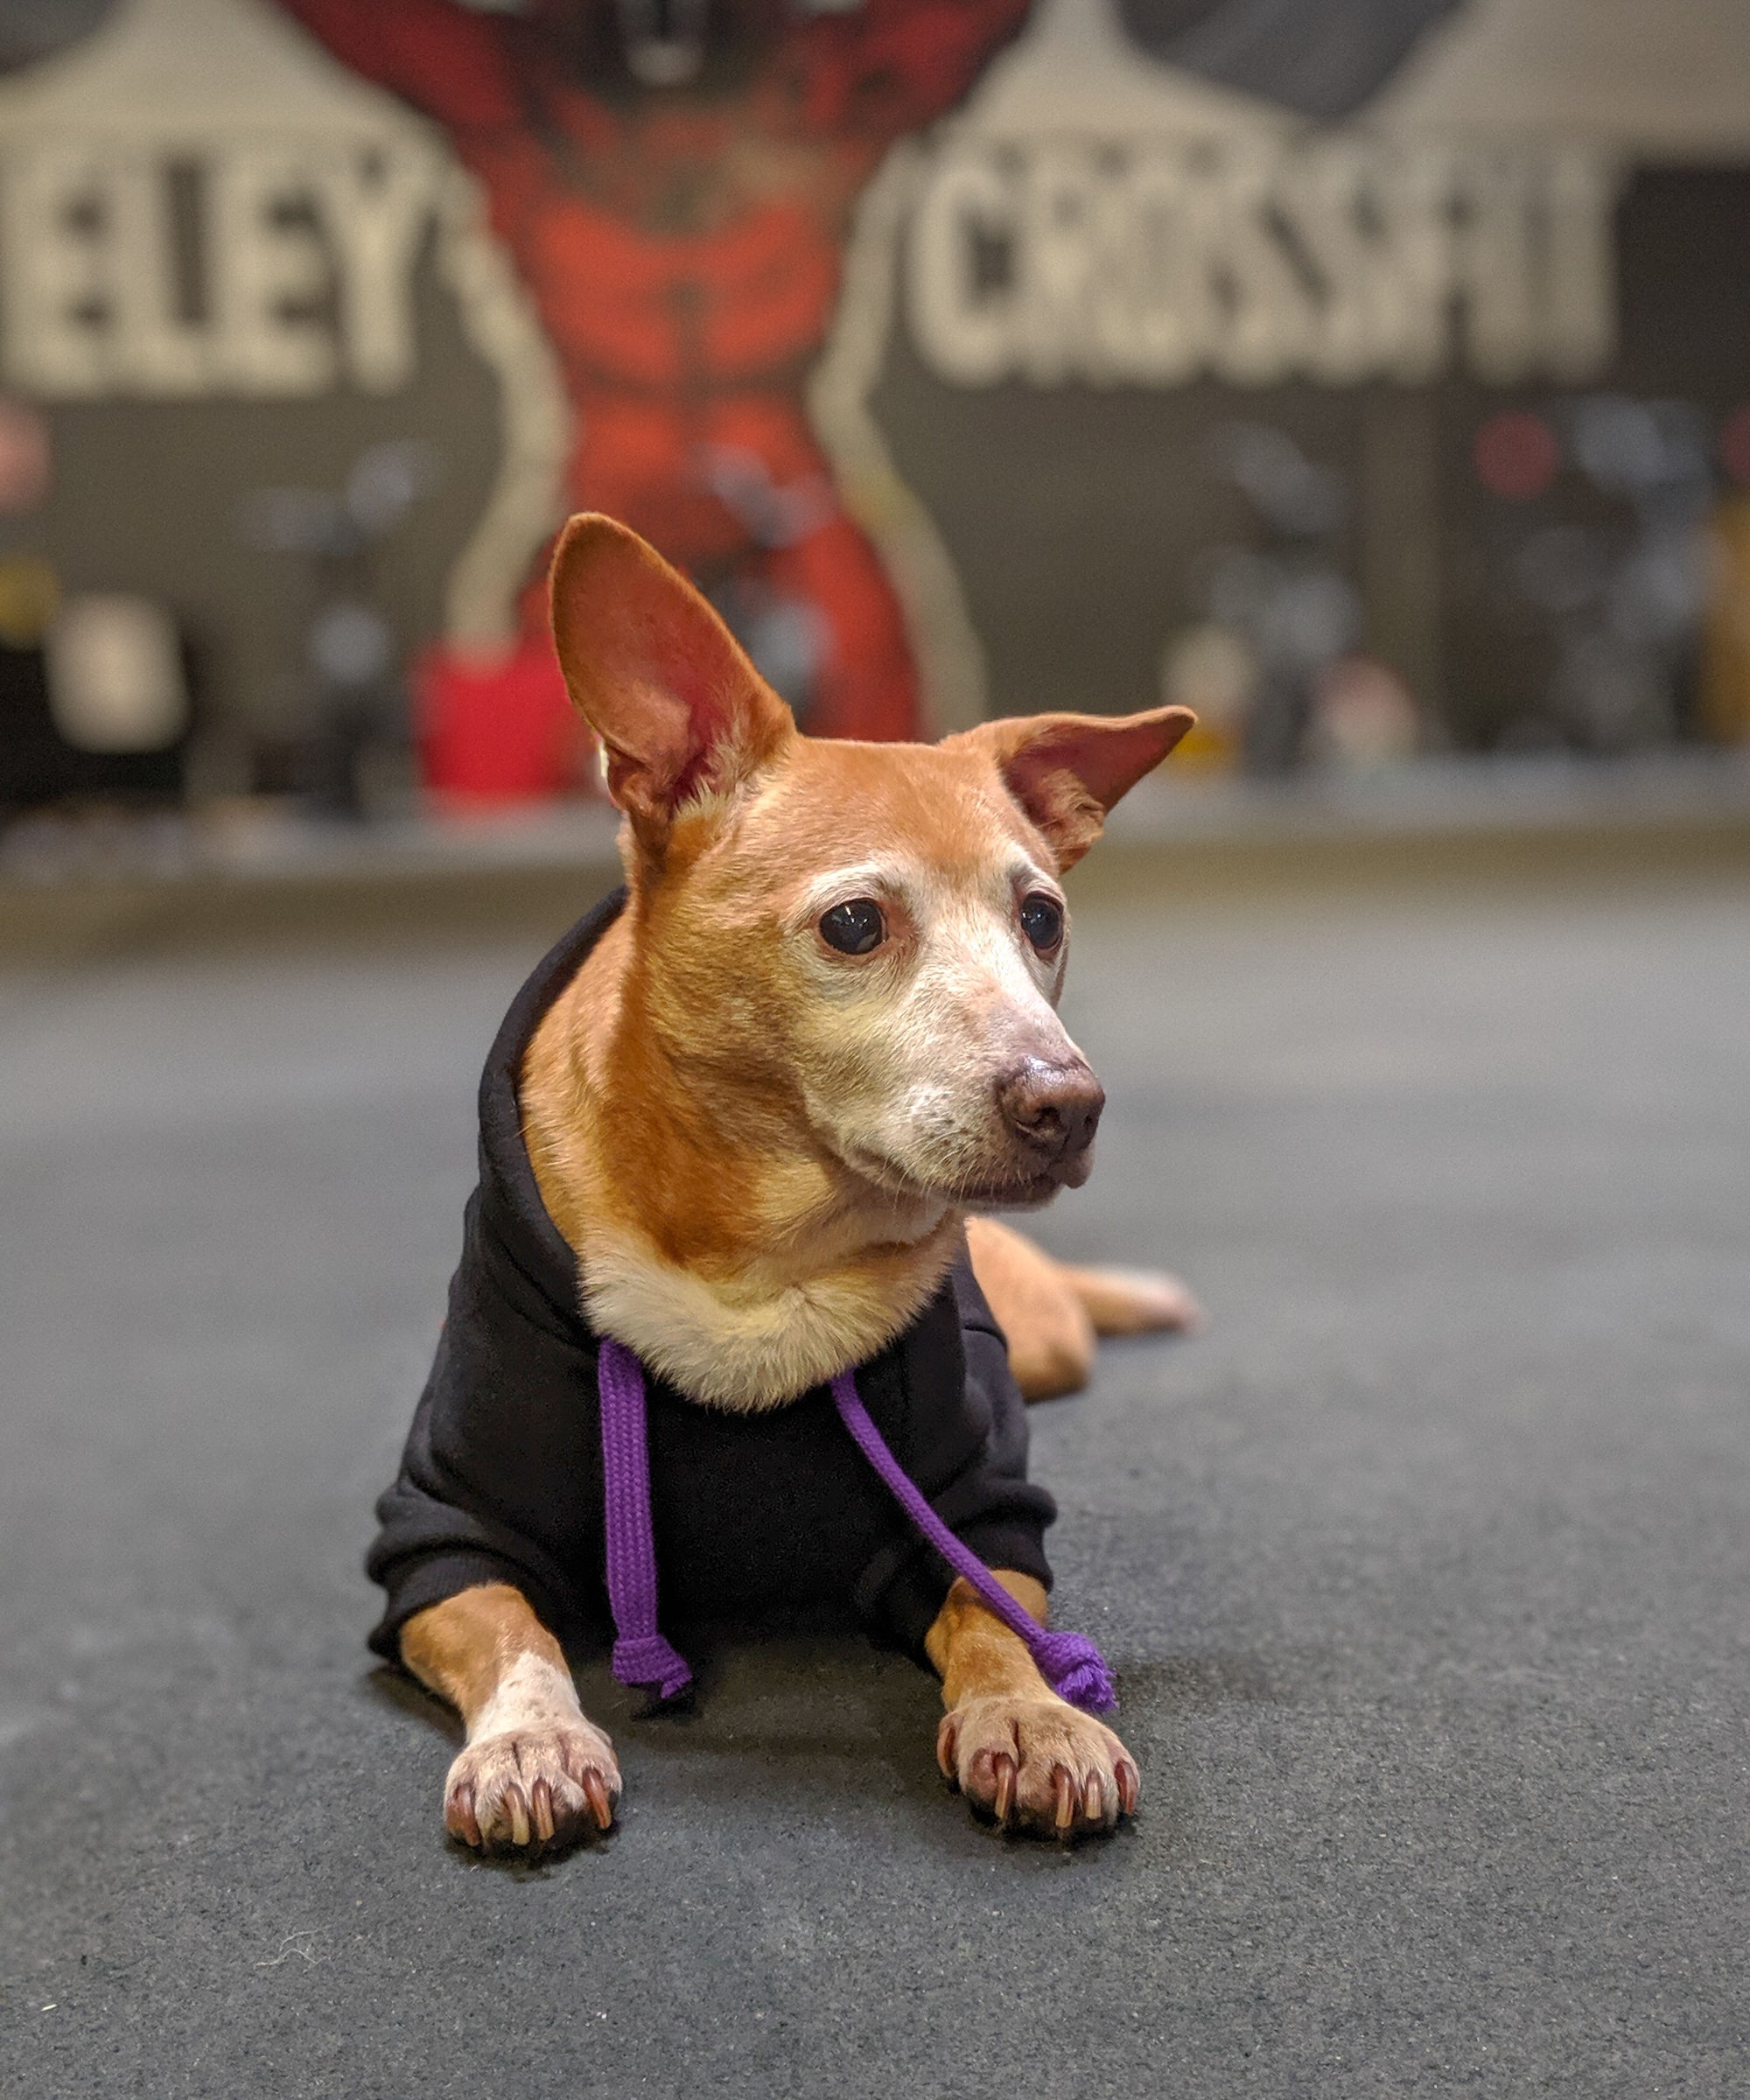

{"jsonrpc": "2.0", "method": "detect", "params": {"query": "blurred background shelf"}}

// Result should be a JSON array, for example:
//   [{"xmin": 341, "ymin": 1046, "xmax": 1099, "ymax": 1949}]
[
  {"xmin": 7, "ymin": 752, "xmax": 1748, "ymax": 962},
  {"xmin": 1096, "ymin": 750, "xmax": 1750, "ymax": 884}
]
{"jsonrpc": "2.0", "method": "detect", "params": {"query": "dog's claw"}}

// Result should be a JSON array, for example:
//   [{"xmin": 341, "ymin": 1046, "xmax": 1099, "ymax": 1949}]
[
  {"xmin": 583, "ymin": 1770, "xmax": 615, "ymax": 1831},
  {"xmin": 992, "ymin": 1753, "xmax": 1017, "ymax": 1826},
  {"xmin": 504, "ymin": 1782, "xmax": 531, "ymax": 1849},
  {"xmin": 1083, "ymin": 1773, "xmax": 1104, "ymax": 1826},
  {"xmin": 936, "ymin": 1713, "xmax": 961, "ymax": 1785},
  {"xmin": 530, "ymin": 1776, "xmax": 555, "ymax": 1843},
  {"xmin": 1116, "ymin": 1760, "xmax": 1139, "ymax": 1817},
  {"xmin": 1054, "ymin": 1768, "xmax": 1075, "ymax": 1836},
  {"xmin": 447, "ymin": 1781, "xmax": 482, "ymax": 1849}
]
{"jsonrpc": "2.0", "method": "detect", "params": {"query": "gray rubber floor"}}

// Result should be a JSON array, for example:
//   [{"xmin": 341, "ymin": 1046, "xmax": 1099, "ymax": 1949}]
[{"xmin": 4, "ymin": 863, "xmax": 1747, "ymax": 2098}]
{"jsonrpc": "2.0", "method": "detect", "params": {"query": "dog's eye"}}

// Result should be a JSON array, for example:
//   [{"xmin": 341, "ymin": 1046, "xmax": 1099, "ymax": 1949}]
[
  {"xmin": 819, "ymin": 899, "xmax": 886, "ymax": 956},
  {"xmin": 1019, "ymin": 892, "xmax": 1064, "ymax": 955}
]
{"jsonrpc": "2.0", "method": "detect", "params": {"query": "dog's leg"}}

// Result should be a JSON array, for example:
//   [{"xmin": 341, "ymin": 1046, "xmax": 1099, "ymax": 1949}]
[
  {"xmin": 925, "ymin": 1571, "xmax": 1139, "ymax": 1837},
  {"xmin": 966, "ymin": 1214, "xmax": 1200, "ymax": 1401},
  {"xmin": 400, "ymin": 1583, "xmax": 620, "ymax": 1851}
]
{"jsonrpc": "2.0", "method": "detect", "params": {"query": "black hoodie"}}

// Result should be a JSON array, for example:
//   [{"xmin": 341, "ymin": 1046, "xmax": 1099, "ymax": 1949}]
[{"xmin": 366, "ymin": 887, "xmax": 1056, "ymax": 1667}]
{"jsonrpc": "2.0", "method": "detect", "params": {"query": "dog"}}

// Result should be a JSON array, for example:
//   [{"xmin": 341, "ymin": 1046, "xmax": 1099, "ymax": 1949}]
[{"xmin": 368, "ymin": 514, "xmax": 1198, "ymax": 1851}]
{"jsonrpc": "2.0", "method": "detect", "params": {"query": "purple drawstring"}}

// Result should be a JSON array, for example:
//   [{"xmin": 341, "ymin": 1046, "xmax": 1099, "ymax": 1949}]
[
  {"xmin": 596, "ymin": 1337, "xmax": 1116, "ymax": 1715},
  {"xmin": 828, "ymin": 1370, "xmax": 1117, "ymax": 1714},
  {"xmin": 598, "ymin": 1338, "xmax": 696, "ymax": 1703}
]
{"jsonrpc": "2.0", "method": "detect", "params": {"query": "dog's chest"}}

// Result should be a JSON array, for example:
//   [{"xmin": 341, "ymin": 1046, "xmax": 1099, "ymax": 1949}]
[{"xmin": 576, "ymin": 1222, "xmax": 955, "ymax": 1412}]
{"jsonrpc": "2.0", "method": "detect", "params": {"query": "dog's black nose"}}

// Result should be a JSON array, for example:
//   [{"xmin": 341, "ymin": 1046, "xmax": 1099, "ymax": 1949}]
[{"xmin": 996, "ymin": 1058, "xmax": 1105, "ymax": 1161}]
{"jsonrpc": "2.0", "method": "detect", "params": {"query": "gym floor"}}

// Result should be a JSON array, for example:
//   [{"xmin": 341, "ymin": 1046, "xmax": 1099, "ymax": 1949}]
[{"xmin": 4, "ymin": 850, "xmax": 1747, "ymax": 2096}]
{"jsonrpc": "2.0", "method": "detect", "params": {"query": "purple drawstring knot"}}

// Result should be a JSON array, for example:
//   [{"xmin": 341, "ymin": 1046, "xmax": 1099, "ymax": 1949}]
[
  {"xmin": 598, "ymin": 1337, "xmax": 695, "ymax": 1705},
  {"xmin": 596, "ymin": 1337, "xmax": 1116, "ymax": 1717},
  {"xmin": 1026, "ymin": 1629, "xmax": 1117, "ymax": 1714},
  {"xmin": 609, "ymin": 1630, "xmax": 694, "ymax": 1705}
]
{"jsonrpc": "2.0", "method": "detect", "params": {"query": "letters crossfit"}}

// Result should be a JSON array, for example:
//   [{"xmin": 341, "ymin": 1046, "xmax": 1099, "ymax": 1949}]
[{"xmin": 907, "ymin": 138, "xmax": 1620, "ymax": 390}]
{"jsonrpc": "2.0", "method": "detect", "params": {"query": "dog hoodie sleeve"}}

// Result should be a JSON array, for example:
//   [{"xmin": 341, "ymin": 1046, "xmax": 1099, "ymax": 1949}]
[
  {"xmin": 363, "ymin": 895, "xmax": 633, "ymax": 1663},
  {"xmin": 363, "ymin": 1177, "xmax": 611, "ymax": 1662}
]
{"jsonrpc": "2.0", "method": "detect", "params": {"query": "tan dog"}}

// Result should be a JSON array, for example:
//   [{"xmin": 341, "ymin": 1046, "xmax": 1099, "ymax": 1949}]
[{"xmin": 396, "ymin": 515, "xmax": 1197, "ymax": 1851}]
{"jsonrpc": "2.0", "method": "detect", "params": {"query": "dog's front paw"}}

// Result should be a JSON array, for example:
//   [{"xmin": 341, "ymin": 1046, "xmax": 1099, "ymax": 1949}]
[
  {"xmin": 937, "ymin": 1694, "xmax": 1138, "ymax": 1838},
  {"xmin": 444, "ymin": 1718, "xmax": 620, "ymax": 1852}
]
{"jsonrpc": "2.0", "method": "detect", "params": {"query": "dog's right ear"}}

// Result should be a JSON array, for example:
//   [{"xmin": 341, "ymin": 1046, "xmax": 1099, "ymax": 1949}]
[{"xmin": 549, "ymin": 514, "xmax": 794, "ymax": 850}]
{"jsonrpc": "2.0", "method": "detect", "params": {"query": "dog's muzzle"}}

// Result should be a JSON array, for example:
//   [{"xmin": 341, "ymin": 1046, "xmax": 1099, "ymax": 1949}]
[{"xmin": 993, "ymin": 1055, "xmax": 1105, "ymax": 1187}]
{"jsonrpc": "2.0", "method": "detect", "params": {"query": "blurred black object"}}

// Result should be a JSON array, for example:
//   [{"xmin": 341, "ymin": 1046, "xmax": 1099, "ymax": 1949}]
[
  {"xmin": 1467, "ymin": 395, "xmax": 1718, "ymax": 754},
  {"xmin": 0, "ymin": 383, "xmax": 198, "ymax": 816},
  {"xmin": 0, "ymin": 0, "xmax": 116, "ymax": 73},
  {"xmin": 237, "ymin": 439, "xmax": 441, "ymax": 816},
  {"xmin": 1116, "ymin": 0, "xmax": 1463, "ymax": 119},
  {"xmin": 1200, "ymin": 421, "xmax": 1361, "ymax": 771},
  {"xmin": 0, "ymin": 629, "xmax": 195, "ymax": 815},
  {"xmin": 697, "ymin": 440, "xmax": 835, "ymax": 722}
]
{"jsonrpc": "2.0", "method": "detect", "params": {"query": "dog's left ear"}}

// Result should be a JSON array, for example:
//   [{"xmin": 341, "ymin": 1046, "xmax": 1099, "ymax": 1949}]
[
  {"xmin": 956, "ymin": 705, "xmax": 1197, "ymax": 871},
  {"xmin": 549, "ymin": 513, "xmax": 794, "ymax": 850}
]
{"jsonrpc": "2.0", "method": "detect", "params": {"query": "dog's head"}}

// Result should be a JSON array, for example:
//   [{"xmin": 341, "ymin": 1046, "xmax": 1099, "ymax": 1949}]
[{"xmin": 551, "ymin": 515, "xmax": 1193, "ymax": 1214}]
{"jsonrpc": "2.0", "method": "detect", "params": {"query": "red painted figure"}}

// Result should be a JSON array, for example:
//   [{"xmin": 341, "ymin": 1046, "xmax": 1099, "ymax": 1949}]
[{"xmin": 279, "ymin": 0, "xmax": 1032, "ymax": 743}]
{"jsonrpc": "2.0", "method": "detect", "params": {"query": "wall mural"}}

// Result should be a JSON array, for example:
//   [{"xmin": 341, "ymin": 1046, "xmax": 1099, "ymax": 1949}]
[{"xmin": 0, "ymin": 0, "xmax": 1747, "ymax": 817}]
